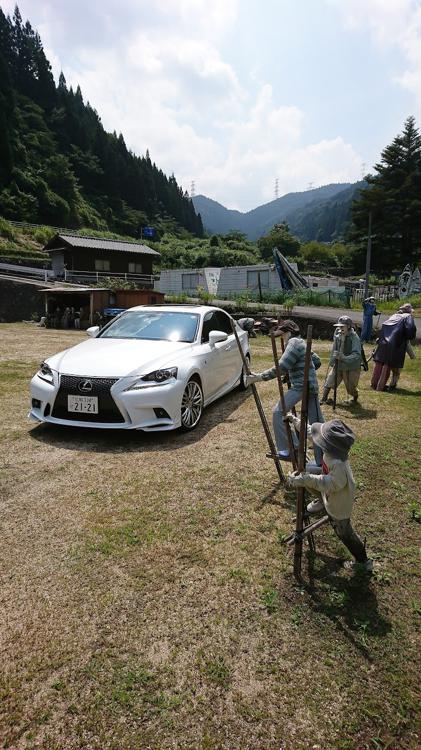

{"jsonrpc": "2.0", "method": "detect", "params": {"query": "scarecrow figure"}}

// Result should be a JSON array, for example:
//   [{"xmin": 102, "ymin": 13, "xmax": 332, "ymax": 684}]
[
  {"xmin": 361, "ymin": 296, "xmax": 379, "ymax": 342},
  {"xmin": 287, "ymin": 416, "xmax": 373, "ymax": 573},
  {"xmin": 321, "ymin": 316, "xmax": 362, "ymax": 405},
  {"xmin": 246, "ymin": 319, "xmax": 324, "ymax": 466},
  {"xmin": 371, "ymin": 302, "xmax": 417, "ymax": 391}
]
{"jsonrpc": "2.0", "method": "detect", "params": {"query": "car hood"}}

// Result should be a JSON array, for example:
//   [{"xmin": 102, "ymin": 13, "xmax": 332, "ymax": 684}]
[{"xmin": 46, "ymin": 337, "xmax": 194, "ymax": 377}]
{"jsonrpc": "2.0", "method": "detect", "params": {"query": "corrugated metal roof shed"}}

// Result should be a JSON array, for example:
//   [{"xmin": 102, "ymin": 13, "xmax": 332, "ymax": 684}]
[{"xmin": 46, "ymin": 233, "xmax": 160, "ymax": 256}]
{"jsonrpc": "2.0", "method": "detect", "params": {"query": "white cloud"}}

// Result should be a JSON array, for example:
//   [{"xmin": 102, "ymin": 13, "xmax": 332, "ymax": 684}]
[
  {"xmin": 3, "ymin": 0, "xmax": 364, "ymax": 209},
  {"xmin": 328, "ymin": 0, "xmax": 421, "ymax": 117}
]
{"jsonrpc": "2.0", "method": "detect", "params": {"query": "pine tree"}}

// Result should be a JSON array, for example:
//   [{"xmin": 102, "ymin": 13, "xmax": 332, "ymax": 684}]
[{"xmin": 350, "ymin": 117, "xmax": 421, "ymax": 272}]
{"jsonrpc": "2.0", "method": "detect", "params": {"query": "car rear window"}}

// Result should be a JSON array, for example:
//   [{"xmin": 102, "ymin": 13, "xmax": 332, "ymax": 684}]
[{"xmin": 99, "ymin": 311, "xmax": 200, "ymax": 343}]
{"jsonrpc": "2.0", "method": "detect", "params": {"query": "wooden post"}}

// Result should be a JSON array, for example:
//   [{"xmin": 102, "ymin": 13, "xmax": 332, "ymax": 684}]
[
  {"xmin": 89, "ymin": 291, "xmax": 94, "ymax": 326},
  {"xmin": 257, "ymin": 271, "xmax": 263, "ymax": 302},
  {"xmin": 364, "ymin": 211, "xmax": 372, "ymax": 299},
  {"xmin": 293, "ymin": 325, "xmax": 313, "ymax": 581},
  {"xmin": 270, "ymin": 332, "xmax": 297, "ymax": 469},
  {"xmin": 231, "ymin": 320, "xmax": 285, "ymax": 484},
  {"xmin": 332, "ymin": 329, "xmax": 344, "ymax": 411}
]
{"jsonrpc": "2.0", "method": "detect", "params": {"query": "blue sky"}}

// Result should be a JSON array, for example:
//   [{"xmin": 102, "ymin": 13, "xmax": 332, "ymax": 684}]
[{"xmin": 3, "ymin": 0, "xmax": 421, "ymax": 210}]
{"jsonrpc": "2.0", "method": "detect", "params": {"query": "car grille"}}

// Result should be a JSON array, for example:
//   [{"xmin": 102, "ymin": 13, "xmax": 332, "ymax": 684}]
[{"xmin": 51, "ymin": 375, "xmax": 125, "ymax": 423}]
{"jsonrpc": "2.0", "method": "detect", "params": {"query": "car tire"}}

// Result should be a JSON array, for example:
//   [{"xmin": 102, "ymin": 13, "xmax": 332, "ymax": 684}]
[
  {"xmin": 180, "ymin": 378, "xmax": 204, "ymax": 430},
  {"xmin": 238, "ymin": 355, "xmax": 250, "ymax": 391}
]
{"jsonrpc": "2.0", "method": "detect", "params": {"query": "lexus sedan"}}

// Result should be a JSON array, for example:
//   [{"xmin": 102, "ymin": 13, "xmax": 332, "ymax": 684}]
[{"xmin": 29, "ymin": 305, "xmax": 250, "ymax": 431}]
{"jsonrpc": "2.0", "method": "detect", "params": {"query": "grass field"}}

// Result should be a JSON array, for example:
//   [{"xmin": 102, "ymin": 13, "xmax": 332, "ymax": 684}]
[{"xmin": 0, "ymin": 325, "xmax": 420, "ymax": 750}]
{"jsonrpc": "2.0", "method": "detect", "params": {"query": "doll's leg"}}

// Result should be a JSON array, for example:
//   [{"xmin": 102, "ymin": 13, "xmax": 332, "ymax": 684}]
[{"xmin": 330, "ymin": 518, "xmax": 367, "ymax": 563}]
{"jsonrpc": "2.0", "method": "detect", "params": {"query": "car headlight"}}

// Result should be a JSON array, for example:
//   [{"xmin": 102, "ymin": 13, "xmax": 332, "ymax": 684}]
[
  {"xmin": 37, "ymin": 361, "xmax": 54, "ymax": 384},
  {"xmin": 127, "ymin": 367, "xmax": 178, "ymax": 390}
]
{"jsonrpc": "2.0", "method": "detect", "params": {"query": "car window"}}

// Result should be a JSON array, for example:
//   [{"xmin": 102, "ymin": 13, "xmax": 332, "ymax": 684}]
[
  {"xmin": 99, "ymin": 311, "xmax": 199, "ymax": 342},
  {"xmin": 201, "ymin": 311, "xmax": 218, "ymax": 343},
  {"xmin": 214, "ymin": 310, "xmax": 233, "ymax": 335}
]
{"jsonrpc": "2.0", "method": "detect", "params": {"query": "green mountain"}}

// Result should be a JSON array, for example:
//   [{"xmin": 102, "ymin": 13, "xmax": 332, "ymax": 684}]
[
  {"xmin": 193, "ymin": 183, "xmax": 363, "ymax": 241},
  {"xmin": 0, "ymin": 6, "xmax": 203, "ymax": 238},
  {"xmin": 285, "ymin": 182, "xmax": 365, "ymax": 242}
]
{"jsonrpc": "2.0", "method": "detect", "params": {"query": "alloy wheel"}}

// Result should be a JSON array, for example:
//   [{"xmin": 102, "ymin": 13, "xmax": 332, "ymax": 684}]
[{"xmin": 181, "ymin": 379, "xmax": 203, "ymax": 430}]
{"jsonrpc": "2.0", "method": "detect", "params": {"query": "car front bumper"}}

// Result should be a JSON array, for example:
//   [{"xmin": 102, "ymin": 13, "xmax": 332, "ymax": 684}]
[{"xmin": 29, "ymin": 373, "xmax": 186, "ymax": 431}]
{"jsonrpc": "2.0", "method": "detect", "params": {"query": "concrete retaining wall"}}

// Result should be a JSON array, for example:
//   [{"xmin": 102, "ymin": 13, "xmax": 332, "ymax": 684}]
[{"xmin": 0, "ymin": 277, "xmax": 45, "ymax": 322}]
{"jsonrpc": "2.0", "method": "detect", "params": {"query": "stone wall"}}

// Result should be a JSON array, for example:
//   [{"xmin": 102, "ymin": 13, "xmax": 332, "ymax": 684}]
[{"xmin": 0, "ymin": 278, "xmax": 45, "ymax": 322}]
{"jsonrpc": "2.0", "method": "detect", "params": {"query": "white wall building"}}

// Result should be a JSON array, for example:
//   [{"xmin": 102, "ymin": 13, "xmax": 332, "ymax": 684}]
[
  {"xmin": 217, "ymin": 264, "xmax": 287, "ymax": 296},
  {"xmin": 156, "ymin": 264, "xmax": 345, "ymax": 298},
  {"xmin": 157, "ymin": 267, "xmax": 221, "ymax": 295}
]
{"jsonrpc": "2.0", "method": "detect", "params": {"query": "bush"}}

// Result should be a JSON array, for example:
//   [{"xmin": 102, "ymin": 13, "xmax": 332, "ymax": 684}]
[
  {"xmin": 219, "ymin": 288, "xmax": 349, "ymax": 309},
  {"xmin": 33, "ymin": 226, "xmax": 55, "ymax": 245},
  {"xmin": 96, "ymin": 277, "xmax": 137, "ymax": 291},
  {"xmin": 0, "ymin": 216, "xmax": 17, "ymax": 241},
  {"xmin": 196, "ymin": 286, "xmax": 215, "ymax": 304}
]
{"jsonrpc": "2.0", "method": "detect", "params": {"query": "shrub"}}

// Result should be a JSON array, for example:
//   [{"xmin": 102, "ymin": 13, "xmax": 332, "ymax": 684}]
[
  {"xmin": 196, "ymin": 286, "xmax": 215, "ymax": 304},
  {"xmin": 0, "ymin": 216, "xmax": 17, "ymax": 241},
  {"xmin": 33, "ymin": 226, "xmax": 55, "ymax": 245}
]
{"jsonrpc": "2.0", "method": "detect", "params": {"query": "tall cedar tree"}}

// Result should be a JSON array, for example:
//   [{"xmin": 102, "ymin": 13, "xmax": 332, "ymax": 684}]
[
  {"xmin": 0, "ymin": 6, "xmax": 203, "ymax": 237},
  {"xmin": 349, "ymin": 117, "xmax": 421, "ymax": 272}
]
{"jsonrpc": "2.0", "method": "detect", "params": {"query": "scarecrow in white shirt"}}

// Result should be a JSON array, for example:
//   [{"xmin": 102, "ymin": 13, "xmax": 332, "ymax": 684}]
[{"xmin": 287, "ymin": 416, "xmax": 373, "ymax": 572}]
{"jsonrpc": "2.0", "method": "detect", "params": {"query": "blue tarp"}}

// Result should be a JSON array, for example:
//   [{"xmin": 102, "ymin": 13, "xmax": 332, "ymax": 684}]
[{"xmin": 103, "ymin": 308, "xmax": 126, "ymax": 316}]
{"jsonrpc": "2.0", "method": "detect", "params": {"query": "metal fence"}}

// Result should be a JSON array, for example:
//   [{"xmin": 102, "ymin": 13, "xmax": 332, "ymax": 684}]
[
  {"xmin": 0, "ymin": 262, "xmax": 53, "ymax": 281},
  {"xmin": 62, "ymin": 269, "xmax": 155, "ymax": 286},
  {"xmin": 0, "ymin": 262, "xmax": 156, "ymax": 287},
  {"xmin": 352, "ymin": 287, "xmax": 397, "ymax": 302},
  {"xmin": 6, "ymin": 220, "xmax": 78, "ymax": 233}
]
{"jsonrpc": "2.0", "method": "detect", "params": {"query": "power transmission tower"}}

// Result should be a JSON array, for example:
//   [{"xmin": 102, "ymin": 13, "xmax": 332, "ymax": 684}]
[
  {"xmin": 361, "ymin": 162, "xmax": 367, "ymax": 180},
  {"xmin": 190, "ymin": 180, "xmax": 196, "ymax": 198},
  {"xmin": 274, "ymin": 178, "xmax": 279, "ymax": 200},
  {"xmin": 307, "ymin": 181, "xmax": 314, "ymax": 191}
]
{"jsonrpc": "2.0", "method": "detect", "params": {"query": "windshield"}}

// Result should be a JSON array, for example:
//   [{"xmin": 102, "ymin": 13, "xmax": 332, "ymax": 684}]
[{"xmin": 99, "ymin": 311, "xmax": 200, "ymax": 343}]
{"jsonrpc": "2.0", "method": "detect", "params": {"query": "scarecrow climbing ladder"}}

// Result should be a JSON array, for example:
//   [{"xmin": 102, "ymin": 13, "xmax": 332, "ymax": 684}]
[{"xmin": 231, "ymin": 320, "xmax": 285, "ymax": 484}]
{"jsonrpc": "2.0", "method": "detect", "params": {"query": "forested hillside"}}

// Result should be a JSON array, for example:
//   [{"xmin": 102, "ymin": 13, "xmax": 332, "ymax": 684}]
[
  {"xmin": 193, "ymin": 183, "xmax": 356, "ymax": 241},
  {"xmin": 0, "ymin": 7, "xmax": 203, "ymax": 238},
  {"xmin": 285, "ymin": 182, "xmax": 365, "ymax": 242}
]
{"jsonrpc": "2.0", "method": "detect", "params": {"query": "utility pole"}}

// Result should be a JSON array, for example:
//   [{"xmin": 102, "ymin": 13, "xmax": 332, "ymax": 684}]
[{"xmin": 364, "ymin": 211, "xmax": 372, "ymax": 298}]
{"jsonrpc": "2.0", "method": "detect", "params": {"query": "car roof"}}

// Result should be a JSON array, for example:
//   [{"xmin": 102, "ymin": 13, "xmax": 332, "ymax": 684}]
[{"xmin": 122, "ymin": 305, "xmax": 227, "ymax": 315}]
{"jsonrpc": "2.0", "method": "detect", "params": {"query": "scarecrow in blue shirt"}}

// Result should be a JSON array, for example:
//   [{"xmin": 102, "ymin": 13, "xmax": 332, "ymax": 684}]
[{"xmin": 361, "ymin": 296, "xmax": 379, "ymax": 342}]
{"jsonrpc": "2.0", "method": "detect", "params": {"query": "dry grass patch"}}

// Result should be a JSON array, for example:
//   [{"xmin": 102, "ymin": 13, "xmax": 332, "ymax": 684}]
[{"xmin": 0, "ymin": 325, "xmax": 420, "ymax": 750}]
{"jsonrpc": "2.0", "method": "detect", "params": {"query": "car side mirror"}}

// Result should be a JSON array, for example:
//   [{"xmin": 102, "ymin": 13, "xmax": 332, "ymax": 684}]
[
  {"xmin": 209, "ymin": 330, "xmax": 228, "ymax": 345},
  {"xmin": 86, "ymin": 326, "xmax": 100, "ymax": 337}
]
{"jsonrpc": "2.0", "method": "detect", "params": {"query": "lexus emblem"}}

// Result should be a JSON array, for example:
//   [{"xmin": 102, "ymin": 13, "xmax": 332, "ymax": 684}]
[{"xmin": 78, "ymin": 379, "xmax": 93, "ymax": 393}]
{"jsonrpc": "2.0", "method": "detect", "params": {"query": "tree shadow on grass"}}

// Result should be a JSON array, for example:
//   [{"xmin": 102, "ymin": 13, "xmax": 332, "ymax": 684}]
[
  {"xmin": 29, "ymin": 388, "xmax": 253, "ymax": 454},
  {"xmin": 302, "ymin": 552, "xmax": 392, "ymax": 661}
]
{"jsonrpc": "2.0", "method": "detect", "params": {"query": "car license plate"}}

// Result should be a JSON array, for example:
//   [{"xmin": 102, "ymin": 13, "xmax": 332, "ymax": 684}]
[{"xmin": 68, "ymin": 395, "xmax": 98, "ymax": 414}]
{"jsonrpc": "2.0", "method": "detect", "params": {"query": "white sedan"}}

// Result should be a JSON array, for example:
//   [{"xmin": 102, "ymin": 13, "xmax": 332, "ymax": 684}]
[{"xmin": 29, "ymin": 305, "xmax": 251, "ymax": 431}]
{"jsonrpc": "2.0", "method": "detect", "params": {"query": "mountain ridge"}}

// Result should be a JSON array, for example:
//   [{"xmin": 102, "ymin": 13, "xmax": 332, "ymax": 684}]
[{"xmin": 193, "ymin": 182, "xmax": 363, "ymax": 242}]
